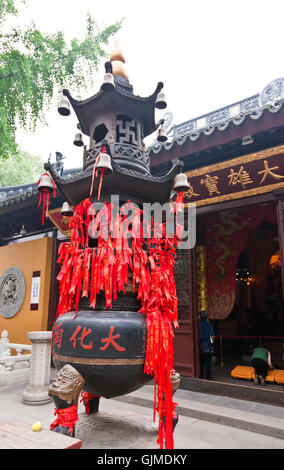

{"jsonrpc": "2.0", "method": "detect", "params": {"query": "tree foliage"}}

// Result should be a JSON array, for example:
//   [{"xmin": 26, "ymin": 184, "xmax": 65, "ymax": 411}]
[
  {"xmin": 0, "ymin": 150, "xmax": 44, "ymax": 186},
  {"xmin": 0, "ymin": 0, "xmax": 122, "ymax": 159}
]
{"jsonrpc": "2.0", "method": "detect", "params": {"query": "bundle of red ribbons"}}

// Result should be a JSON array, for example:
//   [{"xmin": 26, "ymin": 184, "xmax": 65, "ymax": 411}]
[{"xmin": 55, "ymin": 196, "xmax": 183, "ymax": 449}]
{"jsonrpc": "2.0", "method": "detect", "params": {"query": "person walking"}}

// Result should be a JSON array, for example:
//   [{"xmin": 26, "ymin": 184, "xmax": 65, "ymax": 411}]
[
  {"xmin": 199, "ymin": 310, "xmax": 215, "ymax": 380},
  {"xmin": 251, "ymin": 345, "xmax": 273, "ymax": 385}
]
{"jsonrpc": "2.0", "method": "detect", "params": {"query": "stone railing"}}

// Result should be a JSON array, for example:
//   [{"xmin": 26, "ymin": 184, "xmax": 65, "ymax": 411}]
[
  {"xmin": 0, "ymin": 329, "xmax": 53, "ymax": 404},
  {"xmin": 0, "ymin": 330, "xmax": 32, "ymax": 373}
]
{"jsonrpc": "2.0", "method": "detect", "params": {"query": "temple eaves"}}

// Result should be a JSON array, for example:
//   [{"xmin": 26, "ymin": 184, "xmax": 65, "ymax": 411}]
[{"xmin": 149, "ymin": 77, "xmax": 284, "ymax": 154}]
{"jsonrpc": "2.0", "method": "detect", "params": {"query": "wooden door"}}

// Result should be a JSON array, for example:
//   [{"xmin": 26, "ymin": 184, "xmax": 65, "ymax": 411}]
[{"xmin": 173, "ymin": 247, "xmax": 199, "ymax": 377}]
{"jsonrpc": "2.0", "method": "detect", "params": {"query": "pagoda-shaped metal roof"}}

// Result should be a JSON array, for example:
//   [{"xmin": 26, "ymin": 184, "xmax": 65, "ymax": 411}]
[{"xmin": 63, "ymin": 69, "xmax": 163, "ymax": 138}]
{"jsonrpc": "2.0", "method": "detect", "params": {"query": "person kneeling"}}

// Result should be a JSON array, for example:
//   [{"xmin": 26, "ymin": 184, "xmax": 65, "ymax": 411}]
[{"xmin": 251, "ymin": 345, "xmax": 273, "ymax": 385}]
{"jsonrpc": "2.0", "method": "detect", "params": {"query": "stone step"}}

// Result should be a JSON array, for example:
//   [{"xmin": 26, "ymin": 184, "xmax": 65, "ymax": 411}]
[{"xmin": 114, "ymin": 385, "xmax": 284, "ymax": 441}]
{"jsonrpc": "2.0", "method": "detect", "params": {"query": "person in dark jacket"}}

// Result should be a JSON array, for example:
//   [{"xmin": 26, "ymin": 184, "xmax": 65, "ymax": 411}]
[
  {"xmin": 199, "ymin": 310, "xmax": 215, "ymax": 380},
  {"xmin": 251, "ymin": 345, "xmax": 273, "ymax": 385}
]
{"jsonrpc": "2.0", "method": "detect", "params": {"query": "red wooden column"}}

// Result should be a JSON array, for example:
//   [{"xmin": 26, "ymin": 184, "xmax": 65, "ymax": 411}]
[
  {"xmin": 277, "ymin": 199, "xmax": 284, "ymax": 297},
  {"xmin": 173, "ymin": 247, "xmax": 199, "ymax": 377}
]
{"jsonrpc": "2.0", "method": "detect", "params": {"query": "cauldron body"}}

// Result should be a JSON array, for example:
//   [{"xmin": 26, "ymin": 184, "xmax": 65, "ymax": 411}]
[{"xmin": 52, "ymin": 310, "xmax": 151, "ymax": 398}]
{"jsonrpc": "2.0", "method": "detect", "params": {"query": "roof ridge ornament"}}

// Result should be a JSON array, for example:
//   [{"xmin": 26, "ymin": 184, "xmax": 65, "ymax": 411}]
[
  {"xmin": 259, "ymin": 78, "xmax": 284, "ymax": 109},
  {"xmin": 110, "ymin": 39, "xmax": 125, "ymax": 63},
  {"xmin": 109, "ymin": 39, "xmax": 128, "ymax": 80}
]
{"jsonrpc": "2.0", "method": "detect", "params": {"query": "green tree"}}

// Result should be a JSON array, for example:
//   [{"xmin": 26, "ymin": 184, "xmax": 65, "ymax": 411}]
[
  {"xmin": 0, "ymin": 0, "xmax": 122, "ymax": 159},
  {"xmin": 0, "ymin": 150, "xmax": 44, "ymax": 186}
]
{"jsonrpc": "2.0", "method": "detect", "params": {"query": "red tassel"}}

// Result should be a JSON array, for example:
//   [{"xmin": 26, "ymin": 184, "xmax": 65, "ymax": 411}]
[
  {"xmin": 97, "ymin": 169, "xmax": 104, "ymax": 201},
  {"xmin": 42, "ymin": 192, "xmax": 46, "ymax": 225},
  {"xmin": 173, "ymin": 191, "xmax": 184, "ymax": 228}
]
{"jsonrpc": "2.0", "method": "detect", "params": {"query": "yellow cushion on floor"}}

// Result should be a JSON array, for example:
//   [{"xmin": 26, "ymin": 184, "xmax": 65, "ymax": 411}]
[
  {"xmin": 274, "ymin": 370, "xmax": 284, "ymax": 384},
  {"xmin": 264, "ymin": 369, "xmax": 277, "ymax": 382},
  {"xmin": 231, "ymin": 366, "xmax": 283, "ymax": 383},
  {"xmin": 231, "ymin": 366, "xmax": 255, "ymax": 380}
]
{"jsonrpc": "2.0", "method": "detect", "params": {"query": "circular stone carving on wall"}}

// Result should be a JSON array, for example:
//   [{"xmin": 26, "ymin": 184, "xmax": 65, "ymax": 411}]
[{"xmin": 0, "ymin": 267, "xmax": 25, "ymax": 319}]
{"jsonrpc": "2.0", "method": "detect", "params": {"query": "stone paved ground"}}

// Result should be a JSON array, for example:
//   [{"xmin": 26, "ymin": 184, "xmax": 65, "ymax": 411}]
[{"xmin": 0, "ymin": 384, "xmax": 284, "ymax": 449}]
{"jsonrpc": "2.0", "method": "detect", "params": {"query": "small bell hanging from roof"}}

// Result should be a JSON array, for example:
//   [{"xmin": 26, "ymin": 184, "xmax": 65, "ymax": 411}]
[
  {"xmin": 157, "ymin": 125, "xmax": 168, "ymax": 142},
  {"xmin": 37, "ymin": 173, "xmax": 56, "ymax": 225},
  {"xmin": 61, "ymin": 201, "xmax": 73, "ymax": 217},
  {"xmin": 101, "ymin": 72, "xmax": 115, "ymax": 92},
  {"xmin": 73, "ymin": 132, "xmax": 84, "ymax": 147},
  {"xmin": 58, "ymin": 96, "xmax": 70, "ymax": 116},
  {"xmin": 173, "ymin": 172, "xmax": 189, "ymax": 215},
  {"xmin": 90, "ymin": 144, "xmax": 113, "ymax": 201},
  {"xmin": 155, "ymin": 90, "xmax": 167, "ymax": 109},
  {"xmin": 173, "ymin": 173, "xmax": 190, "ymax": 192},
  {"xmin": 95, "ymin": 152, "xmax": 113, "ymax": 175},
  {"xmin": 101, "ymin": 60, "xmax": 115, "ymax": 92}
]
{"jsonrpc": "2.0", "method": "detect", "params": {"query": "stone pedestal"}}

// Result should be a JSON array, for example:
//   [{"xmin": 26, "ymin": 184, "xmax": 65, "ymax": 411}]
[{"xmin": 23, "ymin": 331, "xmax": 53, "ymax": 405}]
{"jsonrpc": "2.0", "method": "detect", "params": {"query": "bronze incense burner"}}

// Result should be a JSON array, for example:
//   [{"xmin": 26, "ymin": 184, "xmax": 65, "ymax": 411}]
[{"xmin": 45, "ymin": 44, "xmax": 185, "ymax": 446}]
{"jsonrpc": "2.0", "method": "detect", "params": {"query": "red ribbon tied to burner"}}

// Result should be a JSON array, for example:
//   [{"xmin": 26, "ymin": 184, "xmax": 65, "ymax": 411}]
[{"xmin": 50, "ymin": 405, "xmax": 78, "ymax": 435}]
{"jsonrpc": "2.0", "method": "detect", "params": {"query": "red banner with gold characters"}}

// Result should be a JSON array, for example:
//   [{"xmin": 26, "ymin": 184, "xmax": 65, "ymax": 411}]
[
  {"xmin": 184, "ymin": 145, "xmax": 284, "ymax": 207},
  {"xmin": 205, "ymin": 203, "xmax": 277, "ymax": 319},
  {"xmin": 48, "ymin": 208, "xmax": 71, "ymax": 237}
]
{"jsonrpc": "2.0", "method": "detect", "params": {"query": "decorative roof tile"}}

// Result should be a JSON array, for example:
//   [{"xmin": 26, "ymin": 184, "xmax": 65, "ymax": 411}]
[
  {"xmin": 0, "ymin": 167, "xmax": 81, "ymax": 208},
  {"xmin": 149, "ymin": 78, "xmax": 284, "ymax": 154}
]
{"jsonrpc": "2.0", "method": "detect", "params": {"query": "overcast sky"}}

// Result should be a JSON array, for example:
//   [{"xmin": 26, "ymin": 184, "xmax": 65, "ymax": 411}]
[{"xmin": 15, "ymin": 0, "xmax": 284, "ymax": 169}]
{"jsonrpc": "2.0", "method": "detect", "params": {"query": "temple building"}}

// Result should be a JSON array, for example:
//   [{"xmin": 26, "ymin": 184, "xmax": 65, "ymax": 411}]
[
  {"xmin": 0, "ymin": 44, "xmax": 284, "ymax": 397},
  {"xmin": 149, "ymin": 77, "xmax": 284, "ymax": 385}
]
